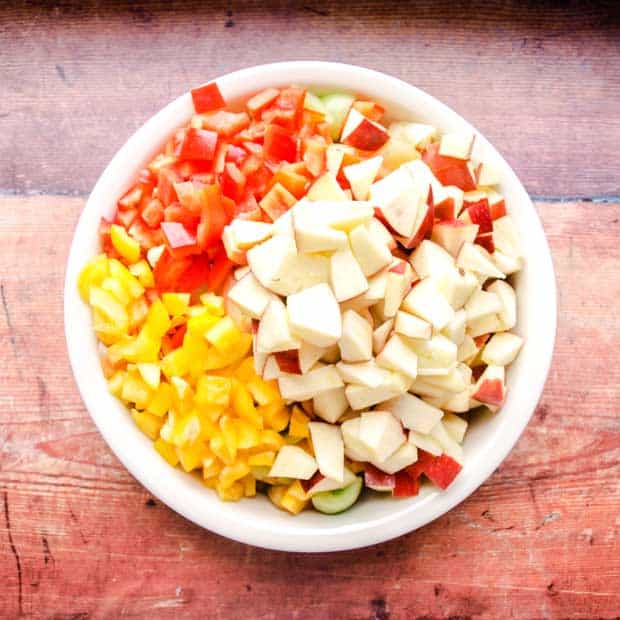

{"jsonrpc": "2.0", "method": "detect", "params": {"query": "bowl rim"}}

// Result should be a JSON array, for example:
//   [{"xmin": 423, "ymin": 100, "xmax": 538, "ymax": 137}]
[{"xmin": 64, "ymin": 61, "xmax": 557, "ymax": 552}]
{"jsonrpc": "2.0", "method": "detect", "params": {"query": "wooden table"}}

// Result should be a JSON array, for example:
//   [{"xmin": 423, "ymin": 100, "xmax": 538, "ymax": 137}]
[{"xmin": 1, "ymin": 2, "xmax": 619, "ymax": 618}]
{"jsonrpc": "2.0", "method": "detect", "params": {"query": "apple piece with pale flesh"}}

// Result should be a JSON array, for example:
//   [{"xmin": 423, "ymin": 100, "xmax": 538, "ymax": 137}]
[
  {"xmin": 341, "ymin": 417, "xmax": 375, "ymax": 462},
  {"xmin": 313, "ymin": 386, "xmax": 349, "ymax": 423},
  {"xmin": 341, "ymin": 108, "xmax": 390, "ymax": 151},
  {"xmin": 421, "ymin": 364, "xmax": 469, "ymax": 393},
  {"xmin": 227, "ymin": 273, "xmax": 273, "ymax": 319},
  {"xmin": 376, "ymin": 334, "xmax": 419, "ymax": 380},
  {"xmin": 336, "ymin": 360, "xmax": 394, "ymax": 388},
  {"xmin": 476, "ymin": 161, "xmax": 501, "ymax": 186},
  {"xmin": 457, "ymin": 334, "xmax": 479, "ymax": 363},
  {"xmin": 345, "ymin": 373, "xmax": 409, "ymax": 410},
  {"xmin": 436, "ymin": 268, "xmax": 480, "ymax": 310},
  {"xmin": 343, "ymin": 156, "xmax": 383, "ymax": 200},
  {"xmin": 302, "ymin": 467, "xmax": 357, "ymax": 496},
  {"xmin": 367, "ymin": 217, "xmax": 397, "ymax": 250},
  {"xmin": 306, "ymin": 172, "xmax": 348, "ymax": 202},
  {"xmin": 297, "ymin": 341, "xmax": 327, "ymax": 374},
  {"xmin": 408, "ymin": 431, "xmax": 443, "ymax": 456},
  {"xmin": 260, "ymin": 355, "xmax": 279, "ymax": 380},
  {"xmin": 372, "ymin": 318, "xmax": 395, "ymax": 355},
  {"xmin": 339, "ymin": 309, "xmax": 373, "ymax": 362},
  {"xmin": 326, "ymin": 143, "xmax": 355, "ymax": 175},
  {"xmin": 388, "ymin": 122, "xmax": 437, "ymax": 150},
  {"xmin": 371, "ymin": 442, "xmax": 418, "ymax": 475},
  {"xmin": 410, "ymin": 239, "xmax": 455, "ymax": 279},
  {"xmin": 493, "ymin": 215, "xmax": 521, "ymax": 259},
  {"xmin": 408, "ymin": 375, "xmax": 453, "ymax": 399},
  {"xmin": 234, "ymin": 265, "xmax": 251, "ymax": 280},
  {"xmin": 222, "ymin": 226, "xmax": 247, "ymax": 265},
  {"xmin": 308, "ymin": 422, "xmax": 345, "ymax": 483},
  {"xmin": 402, "ymin": 278, "xmax": 455, "ymax": 330},
  {"xmin": 456, "ymin": 242, "xmax": 505, "ymax": 280},
  {"xmin": 467, "ymin": 314, "xmax": 503, "ymax": 338},
  {"xmin": 287, "ymin": 283, "xmax": 342, "ymax": 347},
  {"xmin": 465, "ymin": 289, "xmax": 503, "ymax": 322},
  {"xmin": 330, "ymin": 248, "xmax": 369, "ymax": 301},
  {"xmin": 442, "ymin": 412, "xmax": 468, "ymax": 443},
  {"xmin": 274, "ymin": 350, "xmax": 302, "ymax": 375},
  {"xmin": 486, "ymin": 280, "xmax": 517, "ymax": 330},
  {"xmin": 225, "ymin": 219, "xmax": 274, "ymax": 250},
  {"xmin": 294, "ymin": 222, "xmax": 349, "ymax": 253},
  {"xmin": 256, "ymin": 298, "xmax": 301, "ymax": 354},
  {"xmin": 429, "ymin": 421, "xmax": 464, "ymax": 464},
  {"xmin": 384, "ymin": 260, "xmax": 414, "ymax": 317},
  {"xmin": 268, "ymin": 445, "xmax": 318, "ymax": 480},
  {"xmin": 408, "ymin": 334, "xmax": 457, "ymax": 376},
  {"xmin": 442, "ymin": 389, "xmax": 471, "ymax": 413},
  {"xmin": 482, "ymin": 332, "xmax": 523, "ymax": 366},
  {"xmin": 439, "ymin": 131, "xmax": 475, "ymax": 160},
  {"xmin": 359, "ymin": 411, "xmax": 406, "ymax": 462},
  {"xmin": 394, "ymin": 310, "xmax": 432, "ymax": 340},
  {"xmin": 431, "ymin": 220, "xmax": 479, "ymax": 257},
  {"xmin": 493, "ymin": 250, "xmax": 523, "ymax": 275},
  {"xmin": 349, "ymin": 224, "xmax": 393, "ymax": 277},
  {"xmin": 278, "ymin": 364, "xmax": 344, "ymax": 402},
  {"xmin": 383, "ymin": 392, "xmax": 444, "ymax": 434},
  {"xmin": 442, "ymin": 309, "xmax": 466, "ymax": 345},
  {"xmin": 295, "ymin": 199, "xmax": 375, "ymax": 232},
  {"xmin": 471, "ymin": 364, "xmax": 506, "ymax": 407}
]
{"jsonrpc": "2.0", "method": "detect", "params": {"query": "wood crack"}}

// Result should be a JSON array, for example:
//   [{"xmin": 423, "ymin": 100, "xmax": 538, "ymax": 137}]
[{"xmin": 3, "ymin": 491, "xmax": 23, "ymax": 616}]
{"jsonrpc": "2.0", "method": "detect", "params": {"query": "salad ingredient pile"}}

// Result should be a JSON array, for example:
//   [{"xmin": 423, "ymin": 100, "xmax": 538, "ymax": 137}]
[{"xmin": 79, "ymin": 80, "xmax": 524, "ymax": 515}]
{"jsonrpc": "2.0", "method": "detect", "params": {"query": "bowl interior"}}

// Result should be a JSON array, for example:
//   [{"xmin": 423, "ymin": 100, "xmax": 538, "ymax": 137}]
[{"xmin": 64, "ymin": 61, "xmax": 556, "ymax": 552}]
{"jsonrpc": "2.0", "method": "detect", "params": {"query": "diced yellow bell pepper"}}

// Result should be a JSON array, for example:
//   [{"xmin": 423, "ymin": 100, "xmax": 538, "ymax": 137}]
[
  {"xmin": 210, "ymin": 433, "xmax": 235, "ymax": 465},
  {"xmin": 267, "ymin": 485, "xmax": 288, "ymax": 508},
  {"xmin": 136, "ymin": 362, "xmax": 160, "ymax": 390},
  {"xmin": 89, "ymin": 286, "xmax": 129, "ymax": 332},
  {"xmin": 170, "ymin": 377, "xmax": 194, "ymax": 413},
  {"xmin": 289, "ymin": 406, "xmax": 310, "ymax": 439},
  {"xmin": 246, "ymin": 376, "xmax": 281, "ymax": 406},
  {"xmin": 100, "ymin": 276, "xmax": 131, "ymax": 306},
  {"xmin": 195, "ymin": 402, "xmax": 225, "ymax": 423},
  {"xmin": 280, "ymin": 491, "xmax": 309, "ymax": 515},
  {"xmin": 259, "ymin": 429, "xmax": 285, "ymax": 451},
  {"xmin": 163, "ymin": 411, "xmax": 202, "ymax": 447},
  {"xmin": 177, "ymin": 441, "xmax": 210, "ymax": 472},
  {"xmin": 202, "ymin": 455, "xmax": 223, "ymax": 479},
  {"xmin": 162, "ymin": 292, "xmax": 191, "ymax": 317},
  {"xmin": 182, "ymin": 333, "xmax": 210, "ymax": 380},
  {"xmin": 247, "ymin": 451, "xmax": 276, "ymax": 467},
  {"xmin": 203, "ymin": 475, "xmax": 218, "ymax": 489},
  {"xmin": 233, "ymin": 419, "xmax": 262, "ymax": 450},
  {"xmin": 107, "ymin": 331, "xmax": 159, "ymax": 364},
  {"xmin": 145, "ymin": 382, "xmax": 173, "ymax": 417},
  {"xmin": 121, "ymin": 372, "xmax": 152, "ymax": 409},
  {"xmin": 154, "ymin": 437, "xmax": 179, "ymax": 466},
  {"xmin": 142, "ymin": 299, "xmax": 171, "ymax": 340},
  {"xmin": 286, "ymin": 480, "xmax": 309, "ymax": 502},
  {"xmin": 110, "ymin": 224, "xmax": 141, "ymax": 263},
  {"xmin": 234, "ymin": 356, "xmax": 258, "ymax": 382},
  {"xmin": 128, "ymin": 297, "xmax": 149, "ymax": 332},
  {"xmin": 231, "ymin": 380, "xmax": 263, "ymax": 429},
  {"xmin": 108, "ymin": 370, "xmax": 126, "ymax": 397},
  {"xmin": 195, "ymin": 375, "xmax": 232, "ymax": 408},
  {"xmin": 108, "ymin": 259, "xmax": 144, "ymax": 299},
  {"xmin": 78, "ymin": 254, "xmax": 109, "ymax": 301},
  {"xmin": 186, "ymin": 312, "xmax": 219, "ymax": 336},
  {"xmin": 216, "ymin": 480, "xmax": 244, "ymax": 501},
  {"xmin": 93, "ymin": 310, "xmax": 126, "ymax": 345},
  {"xmin": 200, "ymin": 292, "xmax": 225, "ymax": 316},
  {"xmin": 132, "ymin": 409, "xmax": 163, "ymax": 440},
  {"xmin": 205, "ymin": 316, "xmax": 241, "ymax": 353},
  {"xmin": 219, "ymin": 416, "xmax": 238, "ymax": 460},
  {"xmin": 219, "ymin": 460, "xmax": 250, "ymax": 489},
  {"xmin": 259, "ymin": 401, "xmax": 290, "ymax": 432},
  {"xmin": 128, "ymin": 259, "xmax": 155, "ymax": 288},
  {"xmin": 196, "ymin": 412, "xmax": 219, "ymax": 441},
  {"xmin": 242, "ymin": 475, "xmax": 256, "ymax": 497},
  {"xmin": 250, "ymin": 465, "xmax": 271, "ymax": 481},
  {"xmin": 204, "ymin": 333, "xmax": 252, "ymax": 370},
  {"xmin": 161, "ymin": 348, "xmax": 189, "ymax": 379}
]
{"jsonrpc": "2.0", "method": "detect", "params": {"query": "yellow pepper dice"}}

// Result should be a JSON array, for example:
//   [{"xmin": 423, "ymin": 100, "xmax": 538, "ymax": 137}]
[
  {"xmin": 143, "ymin": 299, "xmax": 171, "ymax": 340},
  {"xmin": 162, "ymin": 292, "xmax": 191, "ymax": 317},
  {"xmin": 131, "ymin": 409, "xmax": 163, "ymax": 440},
  {"xmin": 121, "ymin": 372, "xmax": 152, "ymax": 409},
  {"xmin": 195, "ymin": 375, "xmax": 232, "ymax": 408},
  {"xmin": 129, "ymin": 260, "xmax": 155, "ymax": 288},
  {"xmin": 89, "ymin": 286, "xmax": 129, "ymax": 332},
  {"xmin": 246, "ymin": 376, "xmax": 281, "ymax": 406},
  {"xmin": 247, "ymin": 451, "xmax": 276, "ymax": 467},
  {"xmin": 200, "ymin": 292, "xmax": 225, "ymax": 316},
  {"xmin": 205, "ymin": 316, "xmax": 241, "ymax": 353},
  {"xmin": 289, "ymin": 406, "xmax": 310, "ymax": 439},
  {"xmin": 154, "ymin": 438, "xmax": 179, "ymax": 467},
  {"xmin": 177, "ymin": 442, "xmax": 210, "ymax": 472},
  {"xmin": 110, "ymin": 224, "xmax": 141, "ymax": 263},
  {"xmin": 109, "ymin": 259, "xmax": 145, "ymax": 299},
  {"xmin": 259, "ymin": 401, "xmax": 290, "ymax": 432},
  {"xmin": 216, "ymin": 480, "xmax": 244, "ymax": 501},
  {"xmin": 233, "ymin": 419, "xmax": 262, "ymax": 450},
  {"xmin": 145, "ymin": 382, "xmax": 172, "ymax": 416},
  {"xmin": 231, "ymin": 380, "xmax": 263, "ymax": 429},
  {"xmin": 100, "ymin": 276, "xmax": 131, "ymax": 306},
  {"xmin": 136, "ymin": 362, "xmax": 161, "ymax": 390},
  {"xmin": 219, "ymin": 460, "xmax": 250, "ymax": 490},
  {"xmin": 161, "ymin": 347, "xmax": 189, "ymax": 379},
  {"xmin": 78, "ymin": 254, "xmax": 109, "ymax": 301}
]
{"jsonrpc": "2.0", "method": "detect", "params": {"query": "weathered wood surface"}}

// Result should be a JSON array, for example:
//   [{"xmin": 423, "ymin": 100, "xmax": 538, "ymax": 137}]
[
  {"xmin": 1, "ymin": 195, "xmax": 619, "ymax": 619},
  {"xmin": 0, "ymin": 1, "xmax": 619, "ymax": 198}
]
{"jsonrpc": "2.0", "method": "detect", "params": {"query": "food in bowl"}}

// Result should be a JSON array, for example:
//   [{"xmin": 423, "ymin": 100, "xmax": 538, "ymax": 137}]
[{"xmin": 78, "ymin": 80, "xmax": 524, "ymax": 515}]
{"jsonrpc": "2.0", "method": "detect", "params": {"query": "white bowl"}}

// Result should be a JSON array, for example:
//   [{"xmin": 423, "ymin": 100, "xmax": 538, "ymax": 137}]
[{"xmin": 64, "ymin": 61, "xmax": 556, "ymax": 552}]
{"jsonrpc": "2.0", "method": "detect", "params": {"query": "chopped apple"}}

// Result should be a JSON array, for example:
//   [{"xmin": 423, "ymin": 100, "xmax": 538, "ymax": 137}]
[
  {"xmin": 394, "ymin": 310, "xmax": 432, "ymax": 340},
  {"xmin": 343, "ymin": 156, "xmax": 383, "ymax": 200},
  {"xmin": 383, "ymin": 392, "xmax": 443, "ymax": 434},
  {"xmin": 336, "ymin": 360, "xmax": 393, "ymax": 388},
  {"xmin": 442, "ymin": 412, "xmax": 468, "ymax": 443},
  {"xmin": 278, "ymin": 364, "xmax": 344, "ymax": 401},
  {"xmin": 486, "ymin": 280, "xmax": 517, "ymax": 329},
  {"xmin": 371, "ymin": 442, "xmax": 418, "ymax": 475},
  {"xmin": 472, "ymin": 364, "xmax": 506, "ymax": 407},
  {"xmin": 457, "ymin": 334, "xmax": 479, "ymax": 363},
  {"xmin": 456, "ymin": 242, "xmax": 505, "ymax": 280},
  {"xmin": 308, "ymin": 422, "xmax": 344, "ymax": 483},
  {"xmin": 476, "ymin": 161, "xmax": 501, "ymax": 187},
  {"xmin": 359, "ymin": 411, "xmax": 406, "ymax": 462},
  {"xmin": 313, "ymin": 386, "xmax": 349, "ymax": 423},
  {"xmin": 421, "ymin": 364, "xmax": 469, "ymax": 393},
  {"xmin": 408, "ymin": 430, "xmax": 442, "ymax": 456},
  {"xmin": 268, "ymin": 445, "xmax": 318, "ymax": 480},
  {"xmin": 388, "ymin": 122, "xmax": 437, "ymax": 150},
  {"xmin": 345, "ymin": 373, "xmax": 409, "ymax": 410},
  {"xmin": 271, "ymin": 208, "xmax": 294, "ymax": 237},
  {"xmin": 226, "ymin": 273, "xmax": 273, "ymax": 319},
  {"xmin": 256, "ymin": 298, "xmax": 301, "ymax": 354},
  {"xmin": 341, "ymin": 417, "xmax": 374, "ymax": 461},
  {"xmin": 295, "ymin": 199, "xmax": 374, "ymax": 232},
  {"xmin": 339, "ymin": 309, "xmax": 373, "ymax": 362},
  {"xmin": 247, "ymin": 234, "xmax": 296, "ymax": 292},
  {"xmin": 367, "ymin": 217, "xmax": 397, "ymax": 250},
  {"xmin": 442, "ymin": 309, "xmax": 466, "ymax": 345},
  {"xmin": 402, "ymin": 278, "xmax": 455, "ymax": 330},
  {"xmin": 436, "ymin": 268, "xmax": 480, "ymax": 309},
  {"xmin": 261, "ymin": 354, "xmax": 280, "ymax": 380},
  {"xmin": 376, "ymin": 334, "xmax": 419, "ymax": 380},
  {"xmin": 442, "ymin": 389, "xmax": 470, "ymax": 413},
  {"xmin": 234, "ymin": 265, "xmax": 251, "ymax": 280},
  {"xmin": 486, "ymin": 189, "xmax": 507, "ymax": 219},
  {"xmin": 408, "ymin": 333, "xmax": 457, "ymax": 376},
  {"xmin": 482, "ymin": 332, "xmax": 523, "ymax": 366},
  {"xmin": 429, "ymin": 421, "xmax": 464, "ymax": 464},
  {"xmin": 325, "ymin": 143, "xmax": 355, "ymax": 175},
  {"xmin": 467, "ymin": 314, "xmax": 503, "ymax": 338},
  {"xmin": 302, "ymin": 467, "xmax": 357, "ymax": 496},
  {"xmin": 341, "ymin": 108, "xmax": 390, "ymax": 151},
  {"xmin": 408, "ymin": 375, "xmax": 452, "ymax": 399},
  {"xmin": 287, "ymin": 283, "xmax": 342, "ymax": 347},
  {"xmin": 222, "ymin": 226, "xmax": 247, "ymax": 265},
  {"xmin": 298, "ymin": 341, "xmax": 327, "ymax": 374},
  {"xmin": 493, "ymin": 250, "xmax": 523, "ymax": 275},
  {"xmin": 439, "ymin": 131, "xmax": 475, "ymax": 160},
  {"xmin": 348, "ymin": 224, "xmax": 393, "ymax": 277},
  {"xmin": 383, "ymin": 260, "xmax": 414, "ymax": 317},
  {"xmin": 294, "ymin": 222, "xmax": 349, "ymax": 253},
  {"xmin": 330, "ymin": 248, "xmax": 369, "ymax": 301},
  {"xmin": 274, "ymin": 350, "xmax": 302, "ymax": 374},
  {"xmin": 225, "ymin": 219, "xmax": 274, "ymax": 250},
  {"xmin": 431, "ymin": 220, "xmax": 479, "ymax": 257},
  {"xmin": 306, "ymin": 172, "xmax": 348, "ymax": 202},
  {"xmin": 464, "ymin": 289, "xmax": 503, "ymax": 322},
  {"xmin": 410, "ymin": 239, "xmax": 455, "ymax": 278},
  {"xmin": 493, "ymin": 215, "xmax": 522, "ymax": 258},
  {"xmin": 372, "ymin": 319, "xmax": 395, "ymax": 355}
]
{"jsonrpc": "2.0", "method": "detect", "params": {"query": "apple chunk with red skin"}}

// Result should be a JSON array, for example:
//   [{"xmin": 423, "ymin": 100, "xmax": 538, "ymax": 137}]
[
  {"xmin": 472, "ymin": 364, "xmax": 506, "ymax": 407},
  {"xmin": 431, "ymin": 220, "xmax": 479, "ymax": 258},
  {"xmin": 341, "ymin": 108, "xmax": 390, "ymax": 151}
]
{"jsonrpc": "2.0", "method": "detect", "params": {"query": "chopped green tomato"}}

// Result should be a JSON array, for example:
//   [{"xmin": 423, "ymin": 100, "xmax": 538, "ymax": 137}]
[
  {"xmin": 311, "ymin": 476, "xmax": 363, "ymax": 514},
  {"xmin": 320, "ymin": 93, "xmax": 355, "ymax": 140},
  {"xmin": 304, "ymin": 91, "xmax": 327, "ymax": 116}
]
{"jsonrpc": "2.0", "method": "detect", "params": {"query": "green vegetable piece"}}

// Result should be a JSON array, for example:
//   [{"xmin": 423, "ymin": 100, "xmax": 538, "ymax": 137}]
[{"xmin": 311, "ymin": 476, "xmax": 363, "ymax": 514}]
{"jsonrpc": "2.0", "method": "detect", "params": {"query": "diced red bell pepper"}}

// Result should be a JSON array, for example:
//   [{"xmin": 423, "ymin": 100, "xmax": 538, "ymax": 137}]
[
  {"xmin": 226, "ymin": 144, "xmax": 247, "ymax": 165},
  {"xmin": 221, "ymin": 162, "xmax": 247, "ymax": 203},
  {"xmin": 393, "ymin": 471, "xmax": 421, "ymax": 497},
  {"xmin": 178, "ymin": 128, "xmax": 218, "ymax": 161},
  {"xmin": 263, "ymin": 124, "xmax": 297, "ymax": 163},
  {"xmin": 118, "ymin": 186, "xmax": 143, "ymax": 210},
  {"xmin": 163, "ymin": 203, "xmax": 199, "ymax": 231},
  {"xmin": 128, "ymin": 219, "xmax": 164, "ymax": 250},
  {"xmin": 235, "ymin": 193, "xmax": 263, "ymax": 221},
  {"xmin": 175, "ymin": 253, "xmax": 211, "ymax": 293},
  {"xmin": 194, "ymin": 184, "xmax": 230, "ymax": 249},
  {"xmin": 153, "ymin": 248, "xmax": 193, "ymax": 292},
  {"xmin": 246, "ymin": 88, "xmax": 280, "ymax": 119},
  {"xmin": 207, "ymin": 248, "xmax": 234, "ymax": 293},
  {"xmin": 302, "ymin": 137, "xmax": 327, "ymax": 177},
  {"xmin": 158, "ymin": 167, "xmax": 182, "ymax": 206},
  {"xmin": 116, "ymin": 208, "xmax": 138, "ymax": 229},
  {"xmin": 141, "ymin": 198, "xmax": 165, "ymax": 229},
  {"xmin": 162, "ymin": 322, "xmax": 187, "ymax": 355},
  {"xmin": 422, "ymin": 143, "xmax": 476, "ymax": 191},
  {"xmin": 161, "ymin": 221, "xmax": 200, "ymax": 259},
  {"xmin": 269, "ymin": 165, "xmax": 309, "ymax": 199},
  {"xmin": 191, "ymin": 82, "xmax": 226, "ymax": 114},
  {"xmin": 242, "ymin": 141, "xmax": 263, "ymax": 156},
  {"xmin": 264, "ymin": 87, "xmax": 306, "ymax": 130},
  {"xmin": 245, "ymin": 164, "xmax": 273, "ymax": 200},
  {"xmin": 99, "ymin": 218, "xmax": 120, "ymax": 259},
  {"xmin": 201, "ymin": 111, "xmax": 250, "ymax": 138}
]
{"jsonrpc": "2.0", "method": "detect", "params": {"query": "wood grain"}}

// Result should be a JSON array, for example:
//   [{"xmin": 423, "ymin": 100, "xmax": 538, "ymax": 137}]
[
  {"xmin": 0, "ymin": 1, "xmax": 619, "ymax": 198},
  {"xmin": 1, "ymin": 195, "xmax": 619, "ymax": 619}
]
